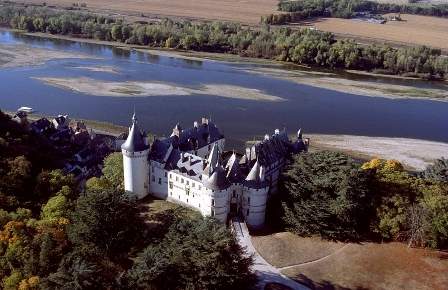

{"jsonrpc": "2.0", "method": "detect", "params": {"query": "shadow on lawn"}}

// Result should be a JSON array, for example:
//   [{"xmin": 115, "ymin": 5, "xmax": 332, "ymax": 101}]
[{"xmin": 292, "ymin": 274, "xmax": 368, "ymax": 290}]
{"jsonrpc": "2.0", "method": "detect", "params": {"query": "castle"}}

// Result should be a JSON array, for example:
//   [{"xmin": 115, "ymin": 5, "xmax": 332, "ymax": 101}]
[{"xmin": 121, "ymin": 114, "xmax": 308, "ymax": 228}]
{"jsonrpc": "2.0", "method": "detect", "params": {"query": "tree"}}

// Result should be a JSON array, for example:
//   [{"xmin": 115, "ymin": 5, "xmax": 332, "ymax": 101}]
[
  {"xmin": 123, "ymin": 214, "xmax": 255, "ymax": 290},
  {"xmin": 110, "ymin": 24, "xmax": 123, "ymax": 41},
  {"xmin": 101, "ymin": 152, "xmax": 123, "ymax": 190},
  {"xmin": 281, "ymin": 151, "xmax": 373, "ymax": 240},
  {"xmin": 67, "ymin": 190, "xmax": 142, "ymax": 257},
  {"xmin": 42, "ymin": 248, "xmax": 118, "ymax": 290},
  {"xmin": 40, "ymin": 193, "xmax": 70, "ymax": 221}
]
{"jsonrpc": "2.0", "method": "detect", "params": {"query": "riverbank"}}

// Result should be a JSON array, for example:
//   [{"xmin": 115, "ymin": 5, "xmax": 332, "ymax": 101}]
[
  {"xmin": 4, "ymin": 29, "xmax": 446, "ymax": 103},
  {"xmin": 308, "ymin": 134, "xmax": 448, "ymax": 171}
]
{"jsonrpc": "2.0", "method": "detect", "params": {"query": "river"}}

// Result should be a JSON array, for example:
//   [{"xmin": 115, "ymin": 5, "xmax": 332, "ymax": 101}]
[{"xmin": 0, "ymin": 30, "xmax": 447, "ymax": 148}]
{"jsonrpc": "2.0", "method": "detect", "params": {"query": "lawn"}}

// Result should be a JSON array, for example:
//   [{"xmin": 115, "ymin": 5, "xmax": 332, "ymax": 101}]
[{"xmin": 252, "ymin": 232, "xmax": 448, "ymax": 290}]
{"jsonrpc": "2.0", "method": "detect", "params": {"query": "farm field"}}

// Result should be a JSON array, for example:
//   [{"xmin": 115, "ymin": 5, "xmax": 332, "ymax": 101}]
[
  {"xmin": 303, "ymin": 14, "xmax": 448, "ymax": 50},
  {"xmin": 16, "ymin": 0, "xmax": 278, "ymax": 24},
  {"xmin": 252, "ymin": 232, "xmax": 448, "ymax": 290}
]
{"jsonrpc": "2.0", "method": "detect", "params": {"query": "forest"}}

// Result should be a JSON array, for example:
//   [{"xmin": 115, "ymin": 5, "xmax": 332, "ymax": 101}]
[
  {"xmin": 0, "ymin": 4, "xmax": 447, "ymax": 80},
  {"xmin": 276, "ymin": 0, "xmax": 448, "ymax": 21},
  {"xmin": 271, "ymin": 151, "xmax": 448, "ymax": 249},
  {"xmin": 0, "ymin": 110, "xmax": 254, "ymax": 290}
]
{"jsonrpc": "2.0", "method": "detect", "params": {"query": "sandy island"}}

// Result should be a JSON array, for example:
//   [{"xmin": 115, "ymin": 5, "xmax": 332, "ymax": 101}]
[
  {"xmin": 247, "ymin": 67, "xmax": 448, "ymax": 102},
  {"xmin": 72, "ymin": 65, "xmax": 119, "ymax": 74},
  {"xmin": 33, "ymin": 77, "xmax": 285, "ymax": 102},
  {"xmin": 0, "ymin": 44, "xmax": 98, "ymax": 68},
  {"xmin": 309, "ymin": 134, "xmax": 448, "ymax": 170}
]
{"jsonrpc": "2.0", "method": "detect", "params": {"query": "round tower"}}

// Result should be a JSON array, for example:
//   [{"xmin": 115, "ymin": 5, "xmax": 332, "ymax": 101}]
[{"xmin": 121, "ymin": 113, "xmax": 150, "ymax": 199}]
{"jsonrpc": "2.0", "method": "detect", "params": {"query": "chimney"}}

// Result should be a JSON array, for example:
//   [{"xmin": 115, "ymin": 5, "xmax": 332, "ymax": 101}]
[
  {"xmin": 194, "ymin": 121, "xmax": 198, "ymax": 128},
  {"xmin": 264, "ymin": 134, "xmax": 270, "ymax": 141},
  {"xmin": 274, "ymin": 129, "xmax": 280, "ymax": 135}
]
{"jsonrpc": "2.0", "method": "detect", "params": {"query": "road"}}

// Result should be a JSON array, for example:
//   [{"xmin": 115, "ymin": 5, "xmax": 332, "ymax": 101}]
[{"xmin": 232, "ymin": 219, "xmax": 309, "ymax": 290}]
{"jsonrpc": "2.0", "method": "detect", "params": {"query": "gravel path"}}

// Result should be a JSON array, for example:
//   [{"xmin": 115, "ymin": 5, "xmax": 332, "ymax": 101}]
[{"xmin": 232, "ymin": 219, "xmax": 309, "ymax": 290}]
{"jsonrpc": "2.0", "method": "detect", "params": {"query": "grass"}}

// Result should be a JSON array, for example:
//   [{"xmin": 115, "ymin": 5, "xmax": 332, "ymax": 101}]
[
  {"xmin": 252, "ymin": 231, "xmax": 448, "ymax": 290},
  {"xmin": 138, "ymin": 195, "xmax": 200, "ymax": 224},
  {"xmin": 252, "ymin": 232, "xmax": 345, "ymax": 268}
]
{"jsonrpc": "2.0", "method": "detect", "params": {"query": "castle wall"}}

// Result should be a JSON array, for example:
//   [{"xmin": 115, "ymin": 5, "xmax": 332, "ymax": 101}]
[
  {"xmin": 242, "ymin": 185, "xmax": 269, "ymax": 228},
  {"xmin": 122, "ymin": 148, "xmax": 149, "ymax": 199},
  {"xmin": 149, "ymin": 161, "xmax": 169, "ymax": 199}
]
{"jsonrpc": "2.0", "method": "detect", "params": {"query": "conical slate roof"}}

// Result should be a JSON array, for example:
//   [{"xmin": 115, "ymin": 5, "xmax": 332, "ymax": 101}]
[
  {"xmin": 203, "ymin": 143, "xmax": 220, "ymax": 176},
  {"xmin": 225, "ymin": 152, "xmax": 242, "ymax": 182},
  {"xmin": 203, "ymin": 167, "xmax": 229, "ymax": 190},
  {"xmin": 121, "ymin": 113, "xmax": 149, "ymax": 152},
  {"xmin": 244, "ymin": 159, "xmax": 267, "ymax": 189},
  {"xmin": 245, "ymin": 159, "xmax": 261, "ymax": 182}
]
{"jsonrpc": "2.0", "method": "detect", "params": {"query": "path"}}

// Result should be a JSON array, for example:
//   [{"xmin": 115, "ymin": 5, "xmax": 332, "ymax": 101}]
[
  {"xmin": 278, "ymin": 244, "xmax": 349, "ymax": 271},
  {"xmin": 232, "ymin": 218, "xmax": 309, "ymax": 290}
]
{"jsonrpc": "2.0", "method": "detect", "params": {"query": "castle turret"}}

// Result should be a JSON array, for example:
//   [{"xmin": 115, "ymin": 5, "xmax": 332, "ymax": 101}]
[
  {"xmin": 121, "ymin": 113, "xmax": 150, "ymax": 199},
  {"xmin": 243, "ymin": 159, "xmax": 269, "ymax": 228}
]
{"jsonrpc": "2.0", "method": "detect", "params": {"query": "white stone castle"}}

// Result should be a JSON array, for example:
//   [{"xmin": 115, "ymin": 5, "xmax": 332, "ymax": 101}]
[{"xmin": 121, "ymin": 113, "xmax": 308, "ymax": 228}]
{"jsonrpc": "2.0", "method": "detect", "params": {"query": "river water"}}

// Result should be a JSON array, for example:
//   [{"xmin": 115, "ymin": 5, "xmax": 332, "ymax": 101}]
[{"xmin": 0, "ymin": 30, "xmax": 447, "ymax": 148}]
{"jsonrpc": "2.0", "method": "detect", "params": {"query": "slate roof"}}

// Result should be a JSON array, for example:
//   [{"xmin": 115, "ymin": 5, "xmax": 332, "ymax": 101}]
[
  {"xmin": 225, "ymin": 152, "xmax": 243, "ymax": 183},
  {"xmin": 248, "ymin": 129, "xmax": 292, "ymax": 167},
  {"xmin": 121, "ymin": 114, "xmax": 149, "ymax": 152}
]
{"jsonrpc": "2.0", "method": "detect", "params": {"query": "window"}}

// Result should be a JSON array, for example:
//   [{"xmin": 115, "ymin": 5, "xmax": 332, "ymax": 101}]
[
  {"xmin": 233, "ymin": 190, "xmax": 236, "ymax": 198},
  {"xmin": 199, "ymin": 203, "xmax": 201, "ymax": 208},
  {"xmin": 186, "ymin": 180, "xmax": 189, "ymax": 185},
  {"xmin": 248, "ymin": 197, "xmax": 250, "ymax": 205},
  {"xmin": 164, "ymin": 172, "xmax": 167, "ymax": 178},
  {"xmin": 192, "ymin": 182, "xmax": 195, "ymax": 188},
  {"xmin": 170, "ymin": 191, "xmax": 172, "ymax": 196},
  {"xmin": 176, "ymin": 176, "xmax": 178, "ymax": 182},
  {"xmin": 211, "ymin": 209, "xmax": 214, "ymax": 217},
  {"xmin": 186, "ymin": 188, "xmax": 190, "ymax": 196},
  {"xmin": 169, "ymin": 182, "xmax": 173, "ymax": 189},
  {"xmin": 158, "ymin": 178, "xmax": 161, "ymax": 185},
  {"xmin": 211, "ymin": 199, "xmax": 215, "ymax": 206},
  {"xmin": 246, "ymin": 209, "xmax": 249, "ymax": 216},
  {"xmin": 187, "ymin": 198, "xmax": 189, "ymax": 203},
  {"xmin": 198, "ymin": 185, "xmax": 202, "ymax": 190},
  {"xmin": 181, "ymin": 178, "xmax": 184, "ymax": 184},
  {"xmin": 170, "ymin": 173, "xmax": 172, "ymax": 179}
]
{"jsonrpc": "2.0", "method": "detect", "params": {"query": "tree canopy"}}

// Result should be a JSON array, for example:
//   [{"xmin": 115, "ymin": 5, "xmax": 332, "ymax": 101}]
[
  {"xmin": 281, "ymin": 151, "xmax": 374, "ymax": 240},
  {"xmin": 123, "ymin": 213, "xmax": 255, "ymax": 290}
]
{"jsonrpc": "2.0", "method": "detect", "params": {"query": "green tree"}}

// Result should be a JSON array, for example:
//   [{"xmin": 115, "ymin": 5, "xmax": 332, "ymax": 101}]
[
  {"xmin": 110, "ymin": 24, "xmax": 123, "ymax": 41},
  {"xmin": 123, "ymin": 214, "xmax": 255, "ymax": 290},
  {"xmin": 67, "ymin": 190, "xmax": 142, "ymax": 257},
  {"xmin": 281, "ymin": 151, "xmax": 373, "ymax": 240},
  {"xmin": 101, "ymin": 152, "xmax": 123, "ymax": 189},
  {"xmin": 40, "ymin": 193, "xmax": 70, "ymax": 221}
]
